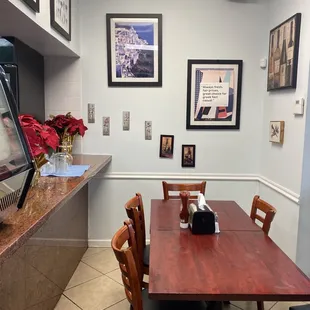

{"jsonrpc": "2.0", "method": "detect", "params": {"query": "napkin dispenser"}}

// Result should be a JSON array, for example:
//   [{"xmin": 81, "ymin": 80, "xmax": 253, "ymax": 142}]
[{"xmin": 188, "ymin": 194, "xmax": 215, "ymax": 234}]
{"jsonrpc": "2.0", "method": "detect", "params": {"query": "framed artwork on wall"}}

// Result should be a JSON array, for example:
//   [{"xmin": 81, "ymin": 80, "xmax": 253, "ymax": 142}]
[
  {"xmin": 50, "ymin": 0, "xmax": 71, "ymax": 41},
  {"xmin": 22, "ymin": 0, "xmax": 39, "ymax": 12},
  {"xmin": 269, "ymin": 121, "xmax": 285, "ymax": 144},
  {"xmin": 182, "ymin": 145, "xmax": 196, "ymax": 168},
  {"xmin": 186, "ymin": 59, "xmax": 243, "ymax": 130},
  {"xmin": 267, "ymin": 13, "xmax": 301, "ymax": 91},
  {"xmin": 106, "ymin": 13, "xmax": 162, "ymax": 87},
  {"xmin": 159, "ymin": 135, "xmax": 174, "ymax": 158}
]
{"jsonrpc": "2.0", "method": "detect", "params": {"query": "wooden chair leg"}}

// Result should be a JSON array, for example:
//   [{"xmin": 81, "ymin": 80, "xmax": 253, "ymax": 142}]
[{"xmin": 257, "ymin": 301, "xmax": 264, "ymax": 310}]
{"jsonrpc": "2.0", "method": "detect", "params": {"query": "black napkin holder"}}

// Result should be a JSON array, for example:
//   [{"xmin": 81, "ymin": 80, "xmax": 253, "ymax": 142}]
[{"xmin": 188, "ymin": 204, "xmax": 215, "ymax": 235}]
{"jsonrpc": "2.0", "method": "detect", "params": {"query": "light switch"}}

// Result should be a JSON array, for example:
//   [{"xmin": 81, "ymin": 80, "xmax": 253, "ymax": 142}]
[{"xmin": 294, "ymin": 98, "xmax": 304, "ymax": 115}]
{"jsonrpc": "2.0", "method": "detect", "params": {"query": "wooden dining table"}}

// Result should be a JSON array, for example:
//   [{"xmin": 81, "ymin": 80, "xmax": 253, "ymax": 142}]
[{"xmin": 149, "ymin": 199, "xmax": 310, "ymax": 303}]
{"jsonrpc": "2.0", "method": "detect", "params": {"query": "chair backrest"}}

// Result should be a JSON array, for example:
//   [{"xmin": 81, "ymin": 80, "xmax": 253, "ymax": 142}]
[
  {"xmin": 162, "ymin": 181, "xmax": 206, "ymax": 200},
  {"xmin": 111, "ymin": 220, "xmax": 143, "ymax": 310},
  {"xmin": 250, "ymin": 195, "xmax": 277, "ymax": 235},
  {"xmin": 124, "ymin": 193, "xmax": 146, "ymax": 281}
]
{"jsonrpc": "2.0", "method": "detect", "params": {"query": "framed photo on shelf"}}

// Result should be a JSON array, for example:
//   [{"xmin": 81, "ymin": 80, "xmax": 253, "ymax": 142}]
[
  {"xmin": 267, "ymin": 13, "xmax": 301, "ymax": 91},
  {"xmin": 50, "ymin": 0, "xmax": 71, "ymax": 41},
  {"xmin": 186, "ymin": 59, "xmax": 243, "ymax": 130},
  {"xmin": 269, "ymin": 121, "xmax": 285, "ymax": 144},
  {"xmin": 22, "ymin": 0, "xmax": 39, "ymax": 12},
  {"xmin": 106, "ymin": 14, "xmax": 162, "ymax": 87},
  {"xmin": 182, "ymin": 145, "xmax": 195, "ymax": 168},
  {"xmin": 159, "ymin": 135, "xmax": 174, "ymax": 158}
]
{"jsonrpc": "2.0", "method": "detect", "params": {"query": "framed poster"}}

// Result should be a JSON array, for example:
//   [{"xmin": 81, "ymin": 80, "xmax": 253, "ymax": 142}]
[
  {"xmin": 269, "ymin": 121, "xmax": 285, "ymax": 144},
  {"xmin": 22, "ymin": 0, "xmax": 39, "ymax": 12},
  {"xmin": 267, "ymin": 13, "xmax": 301, "ymax": 91},
  {"xmin": 106, "ymin": 14, "xmax": 162, "ymax": 87},
  {"xmin": 159, "ymin": 135, "xmax": 174, "ymax": 158},
  {"xmin": 182, "ymin": 145, "xmax": 196, "ymax": 168},
  {"xmin": 186, "ymin": 60, "xmax": 243, "ymax": 130},
  {"xmin": 50, "ymin": 0, "xmax": 71, "ymax": 41}
]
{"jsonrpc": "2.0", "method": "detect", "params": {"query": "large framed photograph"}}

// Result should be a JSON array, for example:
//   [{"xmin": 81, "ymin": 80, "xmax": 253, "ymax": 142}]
[
  {"xmin": 182, "ymin": 145, "xmax": 196, "ymax": 168},
  {"xmin": 159, "ymin": 135, "xmax": 174, "ymax": 159},
  {"xmin": 267, "ymin": 13, "xmax": 301, "ymax": 91},
  {"xmin": 186, "ymin": 60, "xmax": 243, "ymax": 130},
  {"xmin": 106, "ymin": 14, "xmax": 162, "ymax": 87},
  {"xmin": 22, "ymin": 0, "xmax": 39, "ymax": 12},
  {"xmin": 50, "ymin": 0, "xmax": 71, "ymax": 41}
]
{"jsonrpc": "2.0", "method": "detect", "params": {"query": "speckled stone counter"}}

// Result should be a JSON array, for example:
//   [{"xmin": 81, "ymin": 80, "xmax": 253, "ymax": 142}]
[{"xmin": 0, "ymin": 154, "xmax": 111, "ymax": 310}]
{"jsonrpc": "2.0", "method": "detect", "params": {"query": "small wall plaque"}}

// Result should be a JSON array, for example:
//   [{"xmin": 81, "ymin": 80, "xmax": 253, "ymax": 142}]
[
  {"xmin": 88, "ymin": 104, "xmax": 95, "ymax": 123},
  {"xmin": 123, "ymin": 111, "xmax": 130, "ymax": 131},
  {"xmin": 145, "ymin": 121, "xmax": 152, "ymax": 140},
  {"xmin": 103, "ymin": 117, "xmax": 110, "ymax": 136}
]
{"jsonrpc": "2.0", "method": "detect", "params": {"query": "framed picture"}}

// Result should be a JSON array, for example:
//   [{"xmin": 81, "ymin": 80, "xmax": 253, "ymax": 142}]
[
  {"xmin": 22, "ymin": 0, "xmax": 39, "ymax": 12},
  {"xmin": 186, "ymin": 60, "xmax": 243, "ymax": 130},
  {"xmin": 269, "ymin": 121, "xmax": 285, "ymax": 144},
  {"xmin": 50, "ymin": 0, "xmax": 71, "ymax": 41},
  {"xmin": 182, "ymin": 145, "xmax": 196, "ymax": 168},
  {"xmin": 159, "ymin": 135, "xmax": 174, "ymax": 158},
  {"xmin": 267, "ymin": 13, "xmax": 301, "ymax": 91},
  {"xmin": 106, "ymin": 14, "xmax": 162, "ymax": 87}
]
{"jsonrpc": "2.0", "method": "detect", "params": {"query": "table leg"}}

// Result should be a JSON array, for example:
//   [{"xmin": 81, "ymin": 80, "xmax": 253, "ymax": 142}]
[{"xmin": 257, "ymin": 302, "xmax": 265, "ymax": 310}]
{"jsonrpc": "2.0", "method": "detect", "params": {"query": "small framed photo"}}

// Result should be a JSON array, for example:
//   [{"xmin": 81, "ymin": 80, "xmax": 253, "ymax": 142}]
[
  {"xmin": 269, "ymin": 121, "xmax": 285, "ymax": 144},
  {"xmin": 22, "ymin": 0, "xmax": 40, "ymax": 12},
  {"xmin": 182, "ymin": 145, "xmax": 196, "ymax": 168},
  {"xmin": 159, "ymin": 135, "xmax": 174, "ymax": 158},
  {"xmin": 106, "ymin": 13, "xmax": 162, "ymax": 87},
  {"xmin": 88, "ymin": 103, "xmax": 95, "ymax": 123},
  {"xmin": 145, "ymin": 121, "xmax": 152, "ymax": 140},
  {"xmin": 186, "ymin": 59, "xmax": 243, "ymax": 130},
  {"xmin": 267, "ymin": 13, "xmax": 301, "ymax": 91},
  {"xmin": 50, "ymin": 0, "xmax": 71, "ymax": 41}
]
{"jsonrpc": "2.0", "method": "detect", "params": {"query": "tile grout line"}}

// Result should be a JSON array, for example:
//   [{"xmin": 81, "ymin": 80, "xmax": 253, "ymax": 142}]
[
  {"xmin": 105, "ymin": 272, "xmax": 124, "ymax": 287},
  {"xmin": 102, "ymin": 298, "xmax": 127, "ymax": 310},
  {"xmin": 81, "ymin": 259, "xmax": 119, "ymax": 276},
  {"xmin": 65, "ymin": 273, "xmax": 103, "ymax": 291},
  {"xmin": 61, "ymin": 294, "xmax": 83, "ymax": 310}
]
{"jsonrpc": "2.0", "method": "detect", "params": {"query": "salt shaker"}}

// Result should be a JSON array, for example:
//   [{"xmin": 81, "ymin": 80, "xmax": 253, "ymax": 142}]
[{"xmin": 214, "ymin": 212, "xmax": 220, "ymax": 234}]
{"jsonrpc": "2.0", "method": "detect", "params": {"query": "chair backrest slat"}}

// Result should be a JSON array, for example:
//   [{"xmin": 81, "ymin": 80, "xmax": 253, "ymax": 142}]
[
  {"xmin": 111, "ymin": 221, "xmax": 143, "ymax": 310},
  {"xmin": 124, "ymin": 193, "xmax": 146, "ymax": 285},
  {"xmin": 162, "ymin": 181, "xmax": 206, "ymax": 200},
  {"xmin": 250, "ymin": 195, "xmax": 277, "ymax": 235}
]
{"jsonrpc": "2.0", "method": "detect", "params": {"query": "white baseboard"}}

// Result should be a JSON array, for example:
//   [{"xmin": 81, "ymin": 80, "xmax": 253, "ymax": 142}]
[{"xmin": 93, "ymin": 172, "xmax": 300, "ymax": 204}]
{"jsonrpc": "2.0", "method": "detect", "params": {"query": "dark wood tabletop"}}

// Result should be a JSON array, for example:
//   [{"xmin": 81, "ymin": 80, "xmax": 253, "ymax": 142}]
[
  {"xmin": 151, "ymin": 199, "xmax": 261, "ymax": 231},
  {"xmin": 149, "ymin": 200, "xmax": 310, "ymax": 301}
]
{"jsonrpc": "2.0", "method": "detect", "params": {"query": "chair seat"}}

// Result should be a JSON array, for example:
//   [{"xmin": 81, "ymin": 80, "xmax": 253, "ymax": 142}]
[
  {"xmin": 141, "ymin": 289, "xmax": 207, "ymax": 310},
  {"xmin": 143, "ymin": 244, "xmax": 150, "ymax": 267},
  {"xmin": 289, "ymin": 305, "xmax": 310, "ymax": 310}
]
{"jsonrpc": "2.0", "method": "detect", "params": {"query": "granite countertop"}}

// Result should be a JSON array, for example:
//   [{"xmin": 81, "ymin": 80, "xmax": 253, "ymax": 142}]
[{"xmin": 0, "ymin": 154, "xmax": 111, "ymax": 265}]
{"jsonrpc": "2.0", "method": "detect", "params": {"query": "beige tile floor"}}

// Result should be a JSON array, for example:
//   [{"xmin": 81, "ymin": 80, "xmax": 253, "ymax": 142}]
[{"xmin": 55, "ymin": 247, "xmax": 309, "ymax": 310}]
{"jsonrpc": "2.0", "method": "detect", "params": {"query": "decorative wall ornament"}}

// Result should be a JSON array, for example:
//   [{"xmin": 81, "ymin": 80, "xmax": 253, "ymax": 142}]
[
  {"xmin": 87, "ymin": 104, "xmax": 95, "ymax": 123},
  {"xmin": 50, "ymin": 0, "xmax": 71, "ymax": 41},
  {"xmin": 145, "ymin": 121, "xmax": 152, "ymax": 140},
  {"xmin": 269, "ymin": 121, "xmax": 285, "ymax": 144},
  {"xmin": 22, "ymin": 0, "xmax": 40, "ymax": 12},
  {"xmin": 159, "ymin": 135, "xmax": 174, "ymax": 158},
  {"xmin": 267, "ymin": 13, "xmax": 301, "ymax": 91},
  {"xmin": 106, "ymin": 14, "xmax": 162, "ymax": 87},
  {"xmin": 186, "ymin": 60, "xmax": 243, "ymax": 130},
  {"xmin": 182, "ymin": 145, "xmax": 196, "ymax": 168},
  {"xmin": 123, "ymin": 111, "xmax": 130, "ymax": 131},
  {"xmin": 103, "ymin": 117, "xmax": 110, "ymax": 136}
]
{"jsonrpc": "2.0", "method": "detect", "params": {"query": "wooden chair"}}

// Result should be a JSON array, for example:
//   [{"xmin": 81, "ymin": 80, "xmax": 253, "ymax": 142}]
[
  {"xmin": 162, "ymin": 181, "xmax": 206, "ymax": 200},
  {"xmin": 111, "ymin": 220, "xmax": 207, "ymax": 310},
  {"xmin": 250, "ymin": 195, "xmax": 277, "ymax": 310},
  {"xmin": 124, "ymin": 193, "xmax": 149, "ymax": 286},
  {"xmin": 250, "ymin": 195, "xmax": 277, "ymax": 235}
]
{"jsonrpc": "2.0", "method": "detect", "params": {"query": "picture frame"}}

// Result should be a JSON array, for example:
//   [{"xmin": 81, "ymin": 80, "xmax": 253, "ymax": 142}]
[
  {"xmin": 269, "ymin": 121, "xmax": 285, "ymax": 144},
  {"xmin": 159, "ymin": 135, "xmax": 174, "ymax": 158},
  {"xmin": 50, "ymin": 0, "xmax": 71, "ymax": 41},
  {"xmin": 267, "ymin": 13, "xmax": 301, "ymax": 91},
  {"xmin": 182, "ymin": 145, "xmax": 196, "ymax": 168},
  {"xmin": 106, "ymin": 13, "xmax": 162, "ymax": 87},
  {"xmin": 186, "ymin": 60, "xmax": 243, "ymax": 130},
  {"xmin": 22, "ymin": 0, "xmax": 40, "ymax": 12}
]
